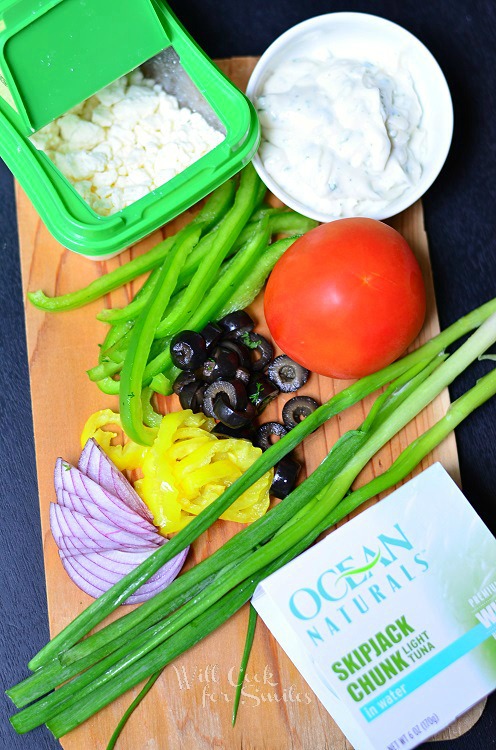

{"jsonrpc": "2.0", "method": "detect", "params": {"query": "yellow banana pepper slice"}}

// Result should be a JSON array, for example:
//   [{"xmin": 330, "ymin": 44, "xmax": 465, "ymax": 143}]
[
  {"xmin": 80, "ymin": 409, "xmax": 148, "ymax": 471},
  {"xmin": 81, "ymin": 408, "xmax": 273, "ymax": 534}
]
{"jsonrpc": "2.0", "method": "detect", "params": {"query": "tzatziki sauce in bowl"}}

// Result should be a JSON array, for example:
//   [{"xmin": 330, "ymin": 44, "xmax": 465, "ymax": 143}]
[{"xmin": 247, "ymin": 13, "xmax": 453, "ymax": 222}]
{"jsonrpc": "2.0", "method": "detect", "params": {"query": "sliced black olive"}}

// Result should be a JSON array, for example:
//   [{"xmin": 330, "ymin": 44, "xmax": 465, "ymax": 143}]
[
  {"xmin": 203, "ymin": 379, "xmax": 247, "ymax": 418},
  {"xmin": 267, "ymin": 355, "xmax": 309, "ymax": 392},
  {"xmin": 178, "ymin": 381, "xmax": 205, "ymax": 412},
  {"xmin": 199, "ymin": 322, "xmax": 223, "ymax": 351},
  {"xmin": 201, "ymin": 358, "xmax": 216, "ymax": 384},
  {"xmin": 218, "ymin": 310, "xmax": 255, "ymax": 334},
  {"xmin": 254, "ymin": 421, "xmax": 287, "ymax": 452},
  {"xmin": 213, "ymin": 394, "xmax": 255, "ymax": 429},
  {"xmin": 230, "ymin": 380, "xmax": 248, "ymax": 410},
  {"xmin": 247, "ymin": 374, "xmax": 279, "ymax": 415},
  {"xmin": 218, "ymin": 337, "xmax": 252, "ymax": 369},
  {"xmin": 200, "ymin": 346, "xmax": 239, "ymax": 383},
  {"xmin": 270, "ymin": 457, "xmax": 301, "ymax": 499},
  {"xmin": 282, "ymin": 396, "xmax": 320, "ymax": 430},
  {"xmin": 235, "ymin": 367, "xmax": 251, "ymax": 384},
  {"xmin": 170, "ymin": 331, "xmax": 207, "ymax": 370},
  {"xmin": 237, "ymin": 332, "xmax": 274, "ymax": 372},
  {"xmin": 172, "ymin": 370, "xmax": 198, "ymax": 396}
]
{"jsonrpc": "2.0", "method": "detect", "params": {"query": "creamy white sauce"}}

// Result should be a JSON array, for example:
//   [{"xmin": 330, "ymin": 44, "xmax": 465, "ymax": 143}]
[{"xmin": 255, "ymin": 40, "xmax": 426, "ymax": 217}]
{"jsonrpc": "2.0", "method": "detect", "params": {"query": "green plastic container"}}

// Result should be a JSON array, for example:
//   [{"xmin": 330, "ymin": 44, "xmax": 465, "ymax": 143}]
[{"xmin": 0, "ymin": 0, "xmax": 260, "ymax": 258}]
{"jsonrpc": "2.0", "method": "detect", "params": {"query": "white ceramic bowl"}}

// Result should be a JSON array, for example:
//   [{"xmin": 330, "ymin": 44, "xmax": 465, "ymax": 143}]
[{"xmin": 246, "ymin": 12, "xmax": 453, "ymax": 222}]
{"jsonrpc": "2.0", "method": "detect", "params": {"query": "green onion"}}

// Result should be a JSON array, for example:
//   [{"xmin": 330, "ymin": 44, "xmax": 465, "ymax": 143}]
[
  {"xmin": 232, "ymin": 604, "xmax": 258, "ymax": 726},
  {"xmin": 44, "ymin": 569, "xmax": 275, "ymax": 737},
  {"xmin": 291, "ymin": 364, "xmax": 496, "ymax": 551},
  {"xmin": 9, "ymin": 550, "xmax": 256, "ymax": 709},
  {"xmin": 333, "ymin": 365, "xmax": 496, "ymax": 518},
  {"xmin": 105, "ymin": 671, "xmax": 161, "ymax": 750}
]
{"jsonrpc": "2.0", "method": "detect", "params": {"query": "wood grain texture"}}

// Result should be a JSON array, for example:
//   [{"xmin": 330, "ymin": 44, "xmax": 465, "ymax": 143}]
[{"xmin": 16, "ymin": 57, "xmax": 484, "ymax": 749}]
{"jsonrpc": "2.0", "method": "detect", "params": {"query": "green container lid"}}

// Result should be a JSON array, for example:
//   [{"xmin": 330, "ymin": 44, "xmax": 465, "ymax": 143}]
[{"xmin": 0, "ymin": 0, "xmax": 260, "ymax": 258}]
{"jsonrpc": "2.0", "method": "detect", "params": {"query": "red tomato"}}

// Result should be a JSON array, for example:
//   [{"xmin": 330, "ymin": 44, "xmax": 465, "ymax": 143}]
[{"xmin": 264, "ymin": 218, "xmax": 426, "ymax": 380}]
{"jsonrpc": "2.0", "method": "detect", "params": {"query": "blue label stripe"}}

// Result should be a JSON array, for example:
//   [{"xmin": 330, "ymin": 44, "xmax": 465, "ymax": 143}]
[{"xmin": 360, "ymin": 621, "xmax": 496, "ymax": 722}]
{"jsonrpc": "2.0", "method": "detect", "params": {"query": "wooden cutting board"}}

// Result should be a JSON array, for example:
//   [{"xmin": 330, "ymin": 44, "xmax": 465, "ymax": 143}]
[{"xmin": 16, "ymin": 57, "xmax": 485, "ymax": 750}]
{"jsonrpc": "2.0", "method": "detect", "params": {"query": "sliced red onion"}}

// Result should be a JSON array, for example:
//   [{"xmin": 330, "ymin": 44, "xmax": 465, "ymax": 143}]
[
  {"xmin": 55, "ymin": 458, "xmax": 157, "ymax": 536},
  {"xmin": 58, "ymin": 542, "xmax": 161, "ymax": 559},
  {"xmin": 64, "ymin": 546, "xmax": 187, "ymax": 587},
  {"xmin": 50, "ymin": 505, "xmax": 159, "ymax": 550},
  {"xmin": 60, "ymin": 556, "xmax": 147, "ymax": 605},
  {"xmin": 59, "ymin": 546, "xmax": 188, "ymax": 604},
  {"xmin": 59, "ymin": 547, "xmax": 157, "ymax": 567},
  {"xmin": 51, "ymin": 445, "xmax": 190, "ymax": 604},
  {"xmin": 78, "ymin": 439, "xmax": 153, "ymax": 522},
  {"xmin": 55, "ymin": 534, "xmax": 131, "ymax": 556},
  {"xmin": 55, "ymin": 486, "xmax": 160, "ymax": 544},
  {"xmin": 101, "ymin": 547, "xmax": 188, "ymax": 582}
]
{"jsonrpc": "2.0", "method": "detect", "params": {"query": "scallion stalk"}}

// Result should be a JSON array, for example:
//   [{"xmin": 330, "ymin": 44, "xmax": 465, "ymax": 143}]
[
  {"xmin": 327, "ymin": 364, "xmax": 496, "ymax": 521},
  {"xmin": 105, "ymin": 671, "xmax": 161, "ymax": 750},
  {"xmin": 232, "ymin": 604, "xmax": 258, "ymax": 726}
]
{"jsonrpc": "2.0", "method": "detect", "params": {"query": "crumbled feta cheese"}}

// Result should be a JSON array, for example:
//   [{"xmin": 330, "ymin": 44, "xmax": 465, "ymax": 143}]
[
  {"xmin": 107, "ymin": 123, "xmax": 137, "ymax": 147},
  {"xmin": 95, "ymin": 79, "xmax": 127, "ymax": 107},
  {"xmin": 59, "ymin": 115, "xmax": 105, "ymax": 150},
  {"xmin": 129, "ymin": 69, "xmax": 145, "ymax": 86},
  {"xmin": 92, "ymin": 168, "xmax": 118, "ymax": 188},
  {"xmin": 81, "ymin": 96, "xmax": 100, "ymax": 123},
  {"xmin": 121, "ymin": 184, "xmax": 150, "ymax": 205},
  {"xmin": 67, "ymin": 102, "xmax": 85, "ymax": 117},
  {"xmin": 73, "ymin": 180, "xmax": 93, "ymax": 202},
  {"xmin": 30, "ymin": 121, "xmax": 61, "ymax": 151},
  {"xmin": 31, "ymin": 71, "xmax": 224, "ymax": 216},
  {"xmin": 54, "ymin": 150, "xmax": 106, "ymax": 181},
  {"xmin": 92, "ymin": 104, "xmax": 115, "ymax": 128}
]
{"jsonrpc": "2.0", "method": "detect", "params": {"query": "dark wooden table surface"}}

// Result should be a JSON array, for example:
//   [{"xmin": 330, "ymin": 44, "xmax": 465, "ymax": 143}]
[{"xmin": 1, "ymin": 1, "xmax": 495, "ymax": 748}]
